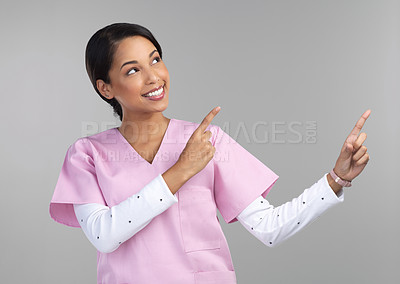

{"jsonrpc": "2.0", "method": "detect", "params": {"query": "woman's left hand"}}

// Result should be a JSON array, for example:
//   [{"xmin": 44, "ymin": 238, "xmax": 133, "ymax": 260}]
[{"xmin": 332, "ymin": 109, "xmax": 371, "ymax": 182}]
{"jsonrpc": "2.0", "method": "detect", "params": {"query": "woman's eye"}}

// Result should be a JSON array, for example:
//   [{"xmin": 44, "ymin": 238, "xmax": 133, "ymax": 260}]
[
  {"xmin": 152, "ymin": 56, "xmax": 161, "ymax": 64},
  {"xmin": 127, "ymin": 68, "xmax": 138, "ymax": 75}
]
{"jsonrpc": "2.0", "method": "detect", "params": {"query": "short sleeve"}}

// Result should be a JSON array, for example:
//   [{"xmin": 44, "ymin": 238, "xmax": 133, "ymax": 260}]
[
  {"xmin": 212, "ymin": 125, "xmax": 279, "ymax": 224},
  {"xmin": 49, "ymin": 138, "xmax": 106, "ymax": 228}
]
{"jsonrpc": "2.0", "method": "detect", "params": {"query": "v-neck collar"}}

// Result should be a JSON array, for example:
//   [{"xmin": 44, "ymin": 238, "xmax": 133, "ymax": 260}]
[{"xmin": 114, "ymin": 118, "xmax": 174, "ymax": 166}]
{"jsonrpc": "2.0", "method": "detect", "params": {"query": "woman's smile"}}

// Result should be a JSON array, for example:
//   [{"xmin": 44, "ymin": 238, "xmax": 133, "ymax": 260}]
[{"xmin": 142, "ymin": 84, "xmax": 165, "ymax": 100}]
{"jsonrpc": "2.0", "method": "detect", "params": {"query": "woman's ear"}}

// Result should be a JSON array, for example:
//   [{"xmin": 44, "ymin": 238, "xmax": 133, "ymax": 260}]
[{"xmin": 96, "ymin": 79, "xmax": 114, "ymax": 100}]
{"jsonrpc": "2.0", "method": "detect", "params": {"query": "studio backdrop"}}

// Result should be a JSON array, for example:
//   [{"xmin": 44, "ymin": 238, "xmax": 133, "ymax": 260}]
[{"xmin": 0, "ymin": 0, "xmax": 398, "ymax": 283}]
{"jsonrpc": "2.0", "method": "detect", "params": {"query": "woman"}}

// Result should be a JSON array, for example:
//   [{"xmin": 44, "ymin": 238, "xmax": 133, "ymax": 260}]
[{"xmin": 49, "ymin": 23, "xmax": 371, "ymax": 283}]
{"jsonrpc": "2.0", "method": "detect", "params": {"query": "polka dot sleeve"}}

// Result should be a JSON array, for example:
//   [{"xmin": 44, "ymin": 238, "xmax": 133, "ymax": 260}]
[
  {"xmin": 73, "ymin": 173, "xmax": 178, "ymax": 253},
  {"xmin": 237, "ymin": 173, "xmax": 344, "ymax": 247}
]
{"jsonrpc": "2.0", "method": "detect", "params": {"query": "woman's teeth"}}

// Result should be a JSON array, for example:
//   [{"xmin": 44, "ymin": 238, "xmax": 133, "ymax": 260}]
[{"xmin": 143, "ymin": 87, "xmax": 163, "ymax": 97}]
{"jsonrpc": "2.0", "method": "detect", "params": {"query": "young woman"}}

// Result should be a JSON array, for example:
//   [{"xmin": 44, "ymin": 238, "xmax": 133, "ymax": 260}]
[{"xmin": 49, "ymin": 23, "xmax": 371, "ymax": 284}]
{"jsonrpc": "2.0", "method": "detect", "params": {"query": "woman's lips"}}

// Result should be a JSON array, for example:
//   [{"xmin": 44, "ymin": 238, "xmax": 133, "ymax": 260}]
[
  {"xmin": 142, "ymin": 84, "xmax": 164, "ymax": 96},
  {"xmin": 142, "ymin": 86, "xmax": 165, "ymax": 101}
]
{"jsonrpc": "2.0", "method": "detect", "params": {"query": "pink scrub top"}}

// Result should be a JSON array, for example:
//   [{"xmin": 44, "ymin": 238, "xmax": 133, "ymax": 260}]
[{"xmin": 49, "ymin": 118, "xmax": 279, "ymax": 284}]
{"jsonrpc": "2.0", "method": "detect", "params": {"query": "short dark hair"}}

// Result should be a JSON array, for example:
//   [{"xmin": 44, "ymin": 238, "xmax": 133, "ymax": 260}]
[{"xmin": 85, "ymin": 23, "xmax": 163, "ymax": 121}]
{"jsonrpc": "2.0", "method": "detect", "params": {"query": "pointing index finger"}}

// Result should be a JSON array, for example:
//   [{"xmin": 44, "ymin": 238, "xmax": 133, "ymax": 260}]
[
  {"xmin": 349, "ymin": 109, "xmax": 371, "ymax": 138},
  {"xmin": 197, "ymin": 106, "xmax": 221, "ymax": 134}
]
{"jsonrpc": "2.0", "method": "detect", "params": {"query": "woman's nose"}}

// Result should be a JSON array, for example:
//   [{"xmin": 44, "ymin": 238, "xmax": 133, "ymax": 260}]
[{"xmin": 145, "ymin": 68, "xmax": 158, "ymax": 84}]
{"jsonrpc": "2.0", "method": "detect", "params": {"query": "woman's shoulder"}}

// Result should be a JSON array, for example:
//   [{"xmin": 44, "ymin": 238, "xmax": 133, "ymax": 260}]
[
  {"xmin": 66, "ymin": 127, "xmax": 117, "ymax": 155},
  {"xmin": 84, "ymin": 127, "xmax": 117, "ymax": 143}
]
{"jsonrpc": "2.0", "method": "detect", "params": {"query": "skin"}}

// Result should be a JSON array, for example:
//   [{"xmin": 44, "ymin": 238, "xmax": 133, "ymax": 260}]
[
  {"xmin": 96, "ymin": 35, "xmax": 371, "ymax": 196},
  {"xmin": 329, "ymin": 109, "xmax": 372, "ymax": 194},
  {"xmin": 96, "ymin": 35, "xmax": 220, "ymax": 193},
  {"xmin": 97, "ymin": 36, "xmax": 171, "ymax": 147}
]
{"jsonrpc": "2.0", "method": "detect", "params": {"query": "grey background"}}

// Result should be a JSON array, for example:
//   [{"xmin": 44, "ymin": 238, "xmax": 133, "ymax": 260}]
[{"xmin": 1, "ymin": 0, "xmax": 399, "ymax": 283}]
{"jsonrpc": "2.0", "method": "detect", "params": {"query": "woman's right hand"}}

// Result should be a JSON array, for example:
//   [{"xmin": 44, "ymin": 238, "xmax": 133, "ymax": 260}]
[{"xmin": 176, "ymin": 106, "xmax": 221, "ymax": 178}]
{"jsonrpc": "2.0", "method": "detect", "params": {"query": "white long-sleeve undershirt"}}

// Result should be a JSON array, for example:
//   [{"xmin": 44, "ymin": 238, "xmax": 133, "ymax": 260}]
[
  {"xmin": 236, "ymin": 173, "xmax": 344, "ymax": 247},
  {"xmin": 74, "ymin": 173, "xmax": 344, "ymax": 253},
  {"xmin": 73, "ymin": 174, "xmax": 178, "ymax": 253}
]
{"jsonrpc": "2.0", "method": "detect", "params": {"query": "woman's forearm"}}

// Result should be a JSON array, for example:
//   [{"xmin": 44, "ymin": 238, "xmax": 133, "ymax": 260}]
[
  {"xmin": 162, "ymin": 162, "xmax": 193, "ymax": 194},
  {"xmin": 237, "ymin": 173, "xmax": 344, "ymax": 247},
  {"xmin": 74, "ymin": 173, "xmax": 178, "ymax": 253}
]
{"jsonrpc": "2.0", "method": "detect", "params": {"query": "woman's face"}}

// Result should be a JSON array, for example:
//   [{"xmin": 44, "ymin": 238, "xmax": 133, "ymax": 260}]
[{"xmin": 99, "ymin": 36, "xmax": 170, "ymax": 120}]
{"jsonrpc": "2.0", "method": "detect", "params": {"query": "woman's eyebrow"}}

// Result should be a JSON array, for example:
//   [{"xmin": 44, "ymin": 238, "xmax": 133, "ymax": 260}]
[{"xmin": 120, "ymin": 49, "xmax": 158, "ymax": 70}]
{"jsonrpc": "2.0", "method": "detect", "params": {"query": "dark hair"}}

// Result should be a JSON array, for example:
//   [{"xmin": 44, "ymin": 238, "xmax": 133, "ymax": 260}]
[{"xmin": 85, "ymin": 23, "xmax": 163, "ymax": 121}]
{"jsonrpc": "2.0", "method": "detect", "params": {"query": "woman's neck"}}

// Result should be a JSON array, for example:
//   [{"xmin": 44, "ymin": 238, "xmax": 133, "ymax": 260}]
[{"xmin": 118, "ymin": 113, "xmax": 170, "ymax": 144}]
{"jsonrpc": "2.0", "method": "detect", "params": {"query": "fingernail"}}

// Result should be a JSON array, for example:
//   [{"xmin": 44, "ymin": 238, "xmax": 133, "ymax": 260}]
[{"xmin": 216, "ymin": 106, "xmax": 221, "ymax": 111}]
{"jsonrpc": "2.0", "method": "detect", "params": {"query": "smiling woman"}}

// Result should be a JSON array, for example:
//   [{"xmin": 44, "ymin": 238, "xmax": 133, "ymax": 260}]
[
  {"xmin": 49, "ymin": 22, "xmax": 370, "ymax": 284},
  {"xmin": 85, "ymin": 23, "xmax": 169, "ymax": 123},
  {"xmin": 96, "ymin": 36, "xmax": 169, "ymax": 120}
]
